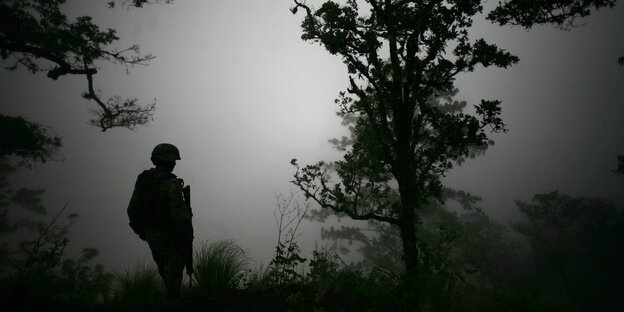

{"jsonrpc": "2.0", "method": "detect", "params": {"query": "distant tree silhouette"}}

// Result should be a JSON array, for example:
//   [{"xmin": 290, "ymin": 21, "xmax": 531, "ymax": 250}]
[
  {"xmin": 290, "ymin": 0, "xmax": 517, "ymax": 281},
  {"xmin": 488, "ymin": 0, "xmax": 617, "ymax": 29},
  {"xmin": 0, "ymin": 157, "xmax": 111, "ymax": 309},
  {"xmin": 515, "ymin": 191, "xmax": 624, "ymax": 310},
  {"xmin": 0, "ymin": 0, "xmax": 156, "ymax": 131}
]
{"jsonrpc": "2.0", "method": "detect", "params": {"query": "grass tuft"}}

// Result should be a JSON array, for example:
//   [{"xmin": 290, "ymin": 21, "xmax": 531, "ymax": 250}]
[
  {"xmin": 110, "ymin": 261, "xmax": 166, "ymax": 310},
  {"xmin": 193, "ymin": 240, "xmax": 250, "ymax": 293}
]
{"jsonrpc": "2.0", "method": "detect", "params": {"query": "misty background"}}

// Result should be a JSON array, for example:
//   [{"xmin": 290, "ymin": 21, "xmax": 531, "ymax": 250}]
[{"xmin": 1, "ymin": 0, "xmax": 623, "ymax": 271}]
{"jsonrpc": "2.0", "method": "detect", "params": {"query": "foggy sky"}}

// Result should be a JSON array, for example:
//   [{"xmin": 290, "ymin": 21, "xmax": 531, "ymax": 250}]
[{"xmin": 1, "ymin": 0, "xmax": 623, "ymax": 270}]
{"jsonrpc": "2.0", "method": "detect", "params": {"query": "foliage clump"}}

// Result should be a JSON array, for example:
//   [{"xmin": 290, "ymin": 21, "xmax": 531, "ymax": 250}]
[{"xmin": 0, "ymin": 114, "xmax": 61, "ymax": 164}]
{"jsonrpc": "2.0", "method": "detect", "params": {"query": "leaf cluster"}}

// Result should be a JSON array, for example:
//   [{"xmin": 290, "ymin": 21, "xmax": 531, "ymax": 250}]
[
  {"xmin": 107, "ymin": 0, "xmax": 174, "ymax": 9},
  {"xmin": 488, "ymin": 0, "xmax": 618, "ymax": 29}
]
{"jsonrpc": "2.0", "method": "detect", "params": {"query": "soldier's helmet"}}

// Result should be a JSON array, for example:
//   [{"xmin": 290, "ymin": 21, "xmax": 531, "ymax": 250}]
[{"xmin": 151, "ymin": 143, "xmax": 181, "ymax": 162}]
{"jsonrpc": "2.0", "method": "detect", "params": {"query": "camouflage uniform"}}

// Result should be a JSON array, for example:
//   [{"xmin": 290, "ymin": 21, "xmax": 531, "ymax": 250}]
[{"xmin": 127, "ymin": 146, "xmax": 193, "ymax": 298}]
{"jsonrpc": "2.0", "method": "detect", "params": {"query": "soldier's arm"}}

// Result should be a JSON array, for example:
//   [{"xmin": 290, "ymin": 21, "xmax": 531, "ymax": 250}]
[
  {"xmin": 162, "ymin": 179, "xmax": 194, "ymax": 241},
  {"xmin": 127, "ymin": 176, "xmax": 146, "ymax": 239}
]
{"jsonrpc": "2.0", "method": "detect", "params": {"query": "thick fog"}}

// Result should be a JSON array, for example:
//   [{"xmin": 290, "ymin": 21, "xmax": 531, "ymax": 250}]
[{"xmin": 1, "ymin": 0, "xmax": 623, "ymax": 271}]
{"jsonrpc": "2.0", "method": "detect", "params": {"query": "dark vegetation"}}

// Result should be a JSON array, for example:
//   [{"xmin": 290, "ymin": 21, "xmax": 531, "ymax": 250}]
[
  {"xmin": 1, "ymin": 0, "xmax": 622, "ymax": 311},
  {"xmin": 1, "ymin": 161, "xmax": 622, "ymax": 311}
]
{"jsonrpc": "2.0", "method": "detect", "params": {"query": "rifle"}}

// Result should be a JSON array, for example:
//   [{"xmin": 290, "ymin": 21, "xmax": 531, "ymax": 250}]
[{"xmin": 182, "ymin": 184, "xmax": 194, "ymax": 288}]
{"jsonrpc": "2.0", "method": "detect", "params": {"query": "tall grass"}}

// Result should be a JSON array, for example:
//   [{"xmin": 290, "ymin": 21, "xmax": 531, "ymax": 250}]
[
  {"xmin": 110, "ymin": 261, "xmax": 166, "ymax": 309},
  {"xmin": 193, "ymin": 240, "xmax": 250, "ymax": 293}
]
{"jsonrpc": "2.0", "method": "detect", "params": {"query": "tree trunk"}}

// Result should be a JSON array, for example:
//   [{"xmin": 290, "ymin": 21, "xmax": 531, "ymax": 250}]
[
  {"xmin": 395, "ymin": 132, "xmax": 419, "ymax": 274},
  {"xmin": 399, "ymin": 198, "xmax": 420, "ymax": 307},
  {"xmin": 396, "ymin": 159, "xmax": 419, "ymax": 274},
  {"xmin": 400, "ymin": 214, "xmax": 419, "ymax": 274}
]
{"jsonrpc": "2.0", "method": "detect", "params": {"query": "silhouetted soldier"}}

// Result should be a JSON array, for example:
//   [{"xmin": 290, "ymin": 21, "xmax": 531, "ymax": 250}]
[{"xmin": 127, "ymin": 143, "xmax": 194, "ymax": 298}]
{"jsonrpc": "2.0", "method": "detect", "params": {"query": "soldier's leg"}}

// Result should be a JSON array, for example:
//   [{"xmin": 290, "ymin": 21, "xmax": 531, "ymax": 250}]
[
  {"xmin": 161, "ymin": 252, "xmax": 185, "ymax": 298},
  {"xmin": 146, "ymin": 233, "xmax": 186, "ymax": 298},
  {"xmin": 146, "ymin": 238, "xmax": 167, "ymax": 281}
]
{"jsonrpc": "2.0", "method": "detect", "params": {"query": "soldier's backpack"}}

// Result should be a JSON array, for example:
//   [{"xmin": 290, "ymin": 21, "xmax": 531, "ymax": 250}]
[{"xmin": 128, "ymin": 168, "xmax": 175, "ymax": 237}]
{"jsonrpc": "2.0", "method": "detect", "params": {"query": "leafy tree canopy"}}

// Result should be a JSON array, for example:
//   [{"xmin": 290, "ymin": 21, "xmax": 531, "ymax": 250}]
[
  {"xmin": 0, "ymin": 0, "xmax": 156, "ymax": 130},
  {"xmin": 291, "ymin": 0, "xmax": 518, "ymax": 274}
]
